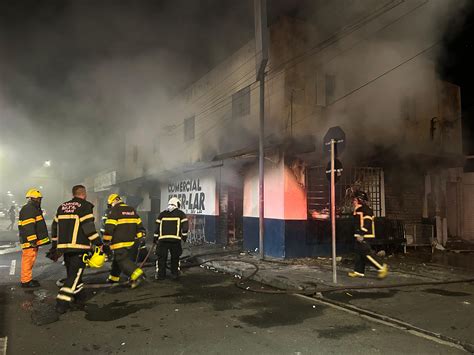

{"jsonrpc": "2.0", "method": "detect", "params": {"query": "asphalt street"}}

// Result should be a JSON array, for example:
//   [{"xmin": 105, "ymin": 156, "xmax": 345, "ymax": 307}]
[
  {"xmin": 0, "ymin": 220, "xmax": 471, "ymax": 355},
  {"xmin": 0, "ymin": 251, "xmax": 467, "ymax": 354}
]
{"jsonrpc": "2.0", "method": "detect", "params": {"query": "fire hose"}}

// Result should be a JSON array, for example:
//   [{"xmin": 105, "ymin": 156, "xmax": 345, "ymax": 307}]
[{"xmin": 82, "ymin": 248, "xmax": 474, "ymax": 294}]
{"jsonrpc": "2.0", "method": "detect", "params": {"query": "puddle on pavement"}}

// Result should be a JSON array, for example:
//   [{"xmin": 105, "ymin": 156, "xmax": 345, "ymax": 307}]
[
  {"xmin": 422, "ymin": 288, "xmax": 471, "ymax": 297},
  {"xmin": 316, "ymin": 324, "xmax": 369, "ymax": 339},
  {"xmin": 237, "ymin": 299, "xmax": 326, "ymax": 328},
  {"xmin": 84, "ymin": 296, "xmax": 160, "ymax": 321}
]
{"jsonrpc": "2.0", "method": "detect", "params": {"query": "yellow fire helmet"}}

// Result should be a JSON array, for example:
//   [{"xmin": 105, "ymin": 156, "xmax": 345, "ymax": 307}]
[
  {"xmin": 25, "ymin": 188, "xmax": 42, "ymax": 199},
  {"xmin": 107, "ymin": 193, "xmax": 121, "ymax": 205},
  {"xmin": 83, "ymin": 246, "xmax": 106, "ymax": 268}
]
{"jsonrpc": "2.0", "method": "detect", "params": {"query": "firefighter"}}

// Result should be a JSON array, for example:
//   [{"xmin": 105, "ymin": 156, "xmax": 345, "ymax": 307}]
[
  {"xmin": 50, "ymin": 185, "xmax": 103, "ymax": 314},
  {"xmin": 18, "ymin": 189, "xmax": 50, "ymax": 288},
  {"xmin": 103, "ymin": 194, "xmax": 146, "ymax": 288},
  {"xmin": 154, "ymin": 197, "xmax": 188, "ymax": 280},
  {"xmin": 99, "ymin": 195, "xmax": 114, "ymax": 238},
  {"xmin": 348, "ymin": 191, "xmax": 388, "ymax": 279}
]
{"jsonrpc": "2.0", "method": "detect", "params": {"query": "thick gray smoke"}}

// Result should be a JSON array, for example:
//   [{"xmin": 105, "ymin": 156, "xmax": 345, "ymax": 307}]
[
  {"xmin": 0, "ymin": 0, "xmax": 254, "ymax": 208},
  {"xmin": 0, "ymin": 0, "xmax": 469, "ymax": 213}
]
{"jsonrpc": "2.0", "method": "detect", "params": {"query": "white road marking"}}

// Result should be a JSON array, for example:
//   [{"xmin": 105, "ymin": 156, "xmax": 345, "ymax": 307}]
[
  {"xmin": 9, "ymin": 259, "xmax": 16, "ymax": 275},
  {"xmin": 0, "ymin": 243, "xmax": 21, "ymax": 255},
  {"xmin": 0, "ymin": 336, "xmax": 7, "ymax": 355}
]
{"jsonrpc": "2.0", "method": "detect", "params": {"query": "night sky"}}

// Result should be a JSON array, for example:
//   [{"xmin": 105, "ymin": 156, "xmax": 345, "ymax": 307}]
[{"xmin": 439, "ymin": 1, "xmax": 474, "ymax": 163}]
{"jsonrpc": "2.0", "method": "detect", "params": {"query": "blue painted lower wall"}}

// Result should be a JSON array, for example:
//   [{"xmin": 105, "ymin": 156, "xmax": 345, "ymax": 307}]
[
  {"xmin": 243, "ymin": 217, "xmax": 355, "ymax": 259},
  {"xmin": 243, "ymin": 217, "xmax": 285, "ymax": 258}
]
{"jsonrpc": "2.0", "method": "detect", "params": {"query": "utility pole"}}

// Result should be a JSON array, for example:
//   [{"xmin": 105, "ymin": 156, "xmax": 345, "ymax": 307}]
[
  {"xmin": 254, "ymin": 0, "xmax": 268, "ymax": 260},
  {"xmin": 330, "ymin": 139, "xmax": 337, "ymax": 284}
]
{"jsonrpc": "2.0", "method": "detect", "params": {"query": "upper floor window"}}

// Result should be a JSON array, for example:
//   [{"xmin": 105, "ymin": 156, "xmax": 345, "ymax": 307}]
[
  {"xmin": 232, "ymin": 86, "xmax": 250, "ymax": 118},
  {"xmin": 325, "ymin": 74, "xmax": 336, "ymax": 104},
  {"xmin": 184, "ymin": 116, "xmax": 195, "ymax": 142}
]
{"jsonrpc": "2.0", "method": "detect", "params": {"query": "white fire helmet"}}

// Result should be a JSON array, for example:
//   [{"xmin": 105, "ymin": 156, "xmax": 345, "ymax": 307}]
[{"xmin": 168, "ymin": 197, "xmax": 181, "ymax": 210}]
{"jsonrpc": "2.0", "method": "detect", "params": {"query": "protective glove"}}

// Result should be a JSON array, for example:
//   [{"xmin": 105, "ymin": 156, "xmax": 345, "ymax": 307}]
[
  {"xmin": 102, "ymin": 244, "xmax": 113, "ymax": 258},
  {"xmin": 46, "ymin": 247, "xmax": 62, "ymax": 262}
]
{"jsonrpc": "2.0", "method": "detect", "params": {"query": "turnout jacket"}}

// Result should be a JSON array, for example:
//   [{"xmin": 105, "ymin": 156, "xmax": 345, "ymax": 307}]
[
  {"xmin": 103, "ymin": 203, "xmax": 145, "ymax": 250},
  {"xmin": 353, "ymin": 203, "xmax": 375, "ymax": 238},
  {"xmin": 18, "ymin": 201, "xmax": 50, "ymax": 249},
  {"xmin": 99, "ymin": 207, "xmax": 111, "ymax": 237},
  {"xmin": 51, "ymin": 197, "xmax": 101, "ymax": 252},
  {"xmin": 154, "ymin": 208, "xmax": 189, "ymax": 243}
]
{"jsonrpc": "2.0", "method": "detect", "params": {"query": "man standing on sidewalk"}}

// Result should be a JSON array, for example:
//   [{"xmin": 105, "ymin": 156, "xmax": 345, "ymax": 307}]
[
  {"xmin": 348, "ymin": 191, "xmax": 388, "ymax": 279},
  {"xmin": 154, "ymin": 197, "xmax": 188, "ymax": 280},
  {"xmin": 18, "ymin": 189, "xmax": 50, "ymax": 288}
]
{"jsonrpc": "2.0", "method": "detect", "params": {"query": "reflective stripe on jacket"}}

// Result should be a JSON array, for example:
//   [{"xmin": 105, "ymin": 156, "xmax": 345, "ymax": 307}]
[
  {"xmin": 103, "ymin": 203, "xmax": 145, "ymax": 250},
  {"xmin": 154, "ymin": 208, "xmax": 188, "ymax": 242},
  {"xmin": 51, "ymin": 197, "xmax": 101, "ymax": 252},
  {"xmin": 353, "ymin": 203, "xmax": 375, "ymax": 238},
  {"xmin": 18, "ymin": 201, "xmax": 50, "ymax": 249}
]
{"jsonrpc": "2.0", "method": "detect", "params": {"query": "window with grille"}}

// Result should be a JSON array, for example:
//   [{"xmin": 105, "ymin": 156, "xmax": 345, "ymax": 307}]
[
  {"xmin": 307, "ymin": 166, "xmax": 385, "ymax": 218},
  {"xmin": 232, "ymin": 86, "xmax": 250, "ymax": 118},
  {"xmin": 184, "ymin": 116, "xmax": 195, "ymax": 142},
  {"xmin": 325, "ymin": 74, "xmax": 336, "ymax": 105}
]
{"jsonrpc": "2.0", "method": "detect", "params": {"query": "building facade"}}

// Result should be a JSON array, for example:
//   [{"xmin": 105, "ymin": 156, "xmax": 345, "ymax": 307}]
[{"xmin": 93, "ymin": 0, "xmax": 469, "ymax": 258}]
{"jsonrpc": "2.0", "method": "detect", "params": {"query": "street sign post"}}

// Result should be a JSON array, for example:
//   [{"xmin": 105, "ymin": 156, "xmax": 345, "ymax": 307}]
[{"xmin": 323, "ymin": 126, "xmax": 346, "ymax": 284}]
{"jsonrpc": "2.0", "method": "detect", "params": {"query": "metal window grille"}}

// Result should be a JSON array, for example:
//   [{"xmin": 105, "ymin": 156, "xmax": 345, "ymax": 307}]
[
  {"xmin": 187, "ymin": 215, "xmax": 205, "ymax": 245},
  {"xmin": 307, "ymin": 166, "xmax": 385, "ymax": 217}
]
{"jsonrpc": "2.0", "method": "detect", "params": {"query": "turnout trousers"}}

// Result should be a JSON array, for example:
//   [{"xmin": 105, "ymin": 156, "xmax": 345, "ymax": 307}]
[
  {"xmin": 21, "ymin": 247, "xmax": 38, "ymax": 283},
  {"xmin": 57, "ymin": 252, "xmax": 85, "ymax": 306},
  {"xmin": 108, "ymin": 246, "xmax": 139, "ymax": 281},
  {"xmin": 156, "ymin": 240, "xmax": 182, "ymax": 278},
  {"xmin": 353, "ymin": 240, "xmax": 384, "ymax": 274}
]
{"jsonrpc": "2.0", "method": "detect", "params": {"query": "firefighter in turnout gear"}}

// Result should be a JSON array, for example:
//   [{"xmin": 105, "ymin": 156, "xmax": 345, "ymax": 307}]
[
  {"xmin": 99, "ymin": 193, "xmax": 117, "ymax": 237},
  {"xmin": 18, "ymin": 189, "xmax": 50, "ymax": 288},
  {"xmin": 103, "ymin": 194, "xmax": 146, "ymax": 288},
  {"xmin": 348, "ymin": 191, "xmax": 388, "ymax": 279},
  {"xmin": 50, "ymin": 185, "xmax": 103, "ymax": 314},
  {"xmin": 154, "ymin": 197, "xmax": 189, "ymax": 280}
]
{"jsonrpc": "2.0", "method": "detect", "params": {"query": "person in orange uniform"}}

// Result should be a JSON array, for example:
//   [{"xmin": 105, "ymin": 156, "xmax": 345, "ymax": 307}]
[{"xmin": 18, "ymin": 188, "xmax": 50, "ymax": 288}]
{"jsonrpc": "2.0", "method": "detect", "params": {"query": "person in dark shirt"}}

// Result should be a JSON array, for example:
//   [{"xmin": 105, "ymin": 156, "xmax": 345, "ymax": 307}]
[{"xmin": 348, "ymin": 191, "xmax": 388, "ymax": 279}]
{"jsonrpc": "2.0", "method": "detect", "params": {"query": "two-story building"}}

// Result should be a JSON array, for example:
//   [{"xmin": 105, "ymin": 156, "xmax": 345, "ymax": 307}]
[{"xmin": 91, "ymin": 0, "xmax": 468, "ymax": 258}]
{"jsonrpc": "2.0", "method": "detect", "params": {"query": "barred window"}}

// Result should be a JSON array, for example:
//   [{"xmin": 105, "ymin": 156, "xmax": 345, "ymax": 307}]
[
  {"xmin": 184, "ymin": 116, "xmax": 195, "ymax": 142},
  {"xmin": 232, "ymin": 86, "xmax": 250, "ymax": 118}
]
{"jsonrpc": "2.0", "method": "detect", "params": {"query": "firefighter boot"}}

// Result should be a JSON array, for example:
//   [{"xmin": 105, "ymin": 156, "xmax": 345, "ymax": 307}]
[
  {"xmin": 107, "ymin": 275, "xmax": 120, "ymax": 284},
  {"xmin": 348, "ymin": 271, "xmax": 365, "ymax": 278},
  {"xmin": 378, "ymin": 264, "xmax": 389, "ymax": 279},
  {"xmin": 21, "ymin": 279, "xmax": 41, "ymax": 288},
  {"xmin": 130, "ymin": 268, "xmax": 145, "ymax": 289}
]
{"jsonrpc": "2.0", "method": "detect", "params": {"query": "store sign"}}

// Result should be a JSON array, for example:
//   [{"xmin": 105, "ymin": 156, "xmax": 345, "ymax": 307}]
[
  {"xmin": 161, "ymin": 176, "xmax": 217, "ymax": 215},
  {"xmin": 94, "ymin": 171, "xmax": 117, "ymax": 192}
]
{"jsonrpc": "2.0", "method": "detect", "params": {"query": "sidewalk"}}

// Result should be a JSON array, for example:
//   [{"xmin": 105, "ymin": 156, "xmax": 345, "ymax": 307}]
[
  {"xmin": 188, "ymin": 244, "xmax": 474, "ymax": 349},
  {"xmin": 190, "ymin": 246, "xmax": 474, "ymax": 292}
]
